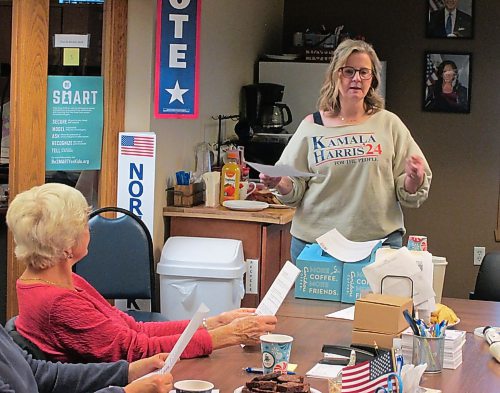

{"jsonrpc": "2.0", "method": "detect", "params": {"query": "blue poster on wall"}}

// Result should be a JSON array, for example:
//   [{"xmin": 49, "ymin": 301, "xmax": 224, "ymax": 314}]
[
  {"xmin": 46, "ymin": 75, "xmax": 103, "ymax": 170},
  {"xmin": 154, "ymin": 0, "xmax": 201, "ymax": 119}
]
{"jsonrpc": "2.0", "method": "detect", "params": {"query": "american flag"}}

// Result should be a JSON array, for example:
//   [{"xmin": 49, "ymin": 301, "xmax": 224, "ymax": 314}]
[
  {"xmin": 428, "ymin": 0, "xmax": 444, "ymax": 12},
  {"xmin": 426, "ymin": 55, "xmax": 438, "ymax": 87},
  {"xmin": 341, "ymin": 351, "xmax": 395, "ymax": 393},
  {"xmin": 120, "ymin": 135, "xmax": 155, "ymax": 157}
]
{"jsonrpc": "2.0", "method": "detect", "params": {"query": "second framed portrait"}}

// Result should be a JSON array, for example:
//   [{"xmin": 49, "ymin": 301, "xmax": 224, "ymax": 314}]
[
  {"xmin": 424, "ymin": 52, "xmax": 472, "ymax": 113},
  {"xmin": 426, "ymin": 0, "xmax": 474, "ymax": 39}
]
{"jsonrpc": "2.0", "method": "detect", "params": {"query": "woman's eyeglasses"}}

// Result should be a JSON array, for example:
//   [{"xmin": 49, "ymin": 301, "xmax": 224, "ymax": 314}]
[{"xmin": 339, "ymin": 66, "xmax": 373, "ymax": 80}]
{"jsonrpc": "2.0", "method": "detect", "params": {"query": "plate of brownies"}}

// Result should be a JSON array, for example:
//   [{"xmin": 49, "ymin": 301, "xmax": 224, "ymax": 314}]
[{"xmin": 235, "ymin": 372, "xmax": 320, "ymax": 393}]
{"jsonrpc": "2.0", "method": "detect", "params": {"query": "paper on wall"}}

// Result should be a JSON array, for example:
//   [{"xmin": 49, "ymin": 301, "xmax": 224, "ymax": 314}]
[
  {"xmin": 316, "ymin": 228, "xmax": 386, "ymax": 262},
  {"xmin": 362, "ymin": 247, "xmax": 435, "ymax": 305},
  {"xmin": 255, "ymin": 261, "xmax": 301, "ymax": 316}
]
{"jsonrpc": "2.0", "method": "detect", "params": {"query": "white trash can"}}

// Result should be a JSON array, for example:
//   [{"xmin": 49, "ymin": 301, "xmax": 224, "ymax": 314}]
[{"xmin": 157, "ymin": 236, "xmax": 246, "ymax": 320}]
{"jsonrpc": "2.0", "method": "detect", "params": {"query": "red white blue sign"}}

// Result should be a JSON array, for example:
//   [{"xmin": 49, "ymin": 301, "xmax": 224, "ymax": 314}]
[{"xmin": 154, "ymin": 0, "xmax": 201, "ymax": 119}]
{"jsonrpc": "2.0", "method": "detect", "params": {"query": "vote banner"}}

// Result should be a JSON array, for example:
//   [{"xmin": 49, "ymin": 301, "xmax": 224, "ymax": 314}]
[
  {"xmin": 154, "ymin": 0, "xmax": 201, "ymax": 119},
  {"xmin": 117, "ymin": 132, "xmax": 156, "ymax": 236},
  {"xmin": 46, "ymin": 76, "xmax": 103, "ymax": 170}
]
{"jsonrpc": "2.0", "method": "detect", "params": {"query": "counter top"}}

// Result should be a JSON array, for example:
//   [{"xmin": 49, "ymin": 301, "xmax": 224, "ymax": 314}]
[{"xmin": 163, "ymin": 205, "xmax": 294, "ymax": 225}]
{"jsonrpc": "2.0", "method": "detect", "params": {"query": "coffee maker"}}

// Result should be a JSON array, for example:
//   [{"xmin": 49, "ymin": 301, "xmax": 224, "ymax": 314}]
[
  {"xmin": 235, "ymin": 83, "xmax": 294, "ymax": 179},
  {"xmin": 236, "ymin": 83, "xmax": 292, "ymax": 139}
]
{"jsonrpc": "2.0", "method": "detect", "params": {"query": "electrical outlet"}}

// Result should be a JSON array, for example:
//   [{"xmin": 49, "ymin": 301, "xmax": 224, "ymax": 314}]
[
  {"xmin": 474, "ymin": 246, "xmax": 486, "ymax": 266},
  {"xmin": 245, "ymin": 259, "xmax": 259, "ymax": 294}
]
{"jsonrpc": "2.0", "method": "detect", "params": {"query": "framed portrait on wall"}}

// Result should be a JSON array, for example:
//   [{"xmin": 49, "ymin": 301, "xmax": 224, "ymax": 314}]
[
  {"xmin": 424, "ymin": 52, "xmax": 472, "ymax": 113},
  {"xmin": 426, "ymin": 0, "xmax": 474, "ymax": 39}
]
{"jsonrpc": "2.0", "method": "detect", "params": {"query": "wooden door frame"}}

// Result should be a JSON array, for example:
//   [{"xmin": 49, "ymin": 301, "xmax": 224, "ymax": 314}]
[{"xmin": 6, "ymin": 0, "xmax": 127, "ymax": 319}]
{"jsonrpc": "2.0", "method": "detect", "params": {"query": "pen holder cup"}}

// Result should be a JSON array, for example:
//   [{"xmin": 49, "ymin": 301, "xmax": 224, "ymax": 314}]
[{"xmin": 412, "ymin": 335, "xmax": 445, "ymax": 373}]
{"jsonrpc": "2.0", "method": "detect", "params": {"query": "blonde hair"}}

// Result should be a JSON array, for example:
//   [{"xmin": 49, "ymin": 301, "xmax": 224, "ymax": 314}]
[
  {"xmin": 317, "ymin": 39, "xmax": 385, "ymax": 114},
  {"xmin": 6, "ymin": 183, "xmax": 90, "ymax": 269}
]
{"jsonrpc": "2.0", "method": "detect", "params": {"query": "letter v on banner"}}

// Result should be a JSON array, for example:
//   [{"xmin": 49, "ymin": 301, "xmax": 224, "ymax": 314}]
[
  {"xmin": 154, "ymin": 0, "xmax": 201, "ymax": 118},
  {"xmin": 117, "ymin": 132, "xmax": 156, "ymax": 238}
]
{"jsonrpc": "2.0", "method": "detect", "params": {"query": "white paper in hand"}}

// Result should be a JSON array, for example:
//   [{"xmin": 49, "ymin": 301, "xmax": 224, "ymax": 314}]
[
  {"xmin": 140, "ymin": 303, "xmax": 209, "ymax": 379},
  {"xmin": 255, "ymin": 261, "xmax": 300, "ymax": 316},
  {"xmin": 246, "ymin": 161, "xmax": 325, "ymax": 178}
]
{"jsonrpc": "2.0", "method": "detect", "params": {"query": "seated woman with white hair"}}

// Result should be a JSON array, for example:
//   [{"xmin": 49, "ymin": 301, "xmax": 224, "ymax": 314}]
[{"xmin": 6, "ymin": 182, "xmax": 277, "ymax": 363}]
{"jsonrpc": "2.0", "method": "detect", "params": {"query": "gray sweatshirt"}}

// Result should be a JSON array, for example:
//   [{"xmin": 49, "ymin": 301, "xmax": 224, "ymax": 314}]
[
  {"xmin": 277, "ymin": 110, "xmax": 432, "ymax": 243},
  {"xmin": 0, "ymin": 325, "xmax": 127, "ymax": 393}
]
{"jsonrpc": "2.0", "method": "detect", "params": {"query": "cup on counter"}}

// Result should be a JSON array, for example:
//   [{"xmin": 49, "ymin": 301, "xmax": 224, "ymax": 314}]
[
  {"xmin": 202, "ymin": 171, "xmax": 220, "ymax": 207},
  {"xmin": 260, "ymin": 334, "xmax": 293, "ymax": 374},
  {"xmin": 239, "ymin": 181, "xmax": 257, "ymax": 200},
  {"xmin": 174, "ymin": 380, "xmax": 214, "ymax": 393}
]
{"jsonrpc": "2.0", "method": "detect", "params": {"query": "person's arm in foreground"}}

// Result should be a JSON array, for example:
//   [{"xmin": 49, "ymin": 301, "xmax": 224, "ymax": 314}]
[{"xmin": 31, "ymin": 352, "xmax": 172, "ymax": 393}]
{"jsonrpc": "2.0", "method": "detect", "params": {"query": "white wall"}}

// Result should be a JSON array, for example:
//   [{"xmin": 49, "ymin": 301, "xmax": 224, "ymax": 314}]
[{"xmin": 125, "ymin": 0, "xmax": 284, "ymax": 255}]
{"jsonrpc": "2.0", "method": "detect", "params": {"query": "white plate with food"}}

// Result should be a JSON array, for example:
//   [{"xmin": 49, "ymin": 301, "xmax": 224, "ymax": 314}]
[
  {"xmin": 223, "ymin": 200, "xmax": 269, "ymax": 211},
  {"xmin": 234, "ymin": 387, "xmax": 320, "ymax": 393},
  {"xmin": 447, "ymin": 318, "xmax": 461, "ymax": 328},
  {"xmin": 267, "ymin": 203, "xmax": 290, "ymax": 209}
]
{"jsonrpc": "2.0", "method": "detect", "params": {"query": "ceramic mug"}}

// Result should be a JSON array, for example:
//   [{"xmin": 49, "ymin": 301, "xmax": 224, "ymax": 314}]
[
  {"xmin": 174, "ymin": 380, "xmax": 214, "ymax": 393},
  {"xmin": 239, "ymin": 181, "xmax": 257, "ymax": 200}
]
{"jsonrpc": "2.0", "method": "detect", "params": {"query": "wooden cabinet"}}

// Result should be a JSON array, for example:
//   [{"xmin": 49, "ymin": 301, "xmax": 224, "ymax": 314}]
[{"xmin": 163, "ymin": 206, "xmax": 294, "ymax": 307}]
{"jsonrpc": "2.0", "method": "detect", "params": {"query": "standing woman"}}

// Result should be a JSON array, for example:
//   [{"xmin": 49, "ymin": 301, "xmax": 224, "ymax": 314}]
[
  {"xmin": 260, "ymin": 39, "xmax": 432, "ymax": 262},
  {"xmin": 6, "ymin": 183, "xmax": 276, "ymax": 363}
]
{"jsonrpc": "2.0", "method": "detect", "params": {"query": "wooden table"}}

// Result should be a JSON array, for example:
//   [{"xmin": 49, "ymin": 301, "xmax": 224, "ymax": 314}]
[
  {"xmin": 171, "ymin": 296, "xmax": 500, "ymax": 393},
  {"xmin": 163, "ymin": 205, "xmax": 294, "ymax": 307}
]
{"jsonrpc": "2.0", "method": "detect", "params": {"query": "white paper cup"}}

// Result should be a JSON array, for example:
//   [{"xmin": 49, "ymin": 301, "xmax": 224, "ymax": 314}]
[{"xmin": 174, "ymin": 380, "xmax": 214, "ymax": 393}]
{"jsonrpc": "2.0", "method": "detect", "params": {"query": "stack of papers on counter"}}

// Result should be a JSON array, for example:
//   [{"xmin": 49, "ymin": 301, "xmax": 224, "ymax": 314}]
[{"xmin": 401, "ymin": 327, "xmax": 466, "ymax": 369}]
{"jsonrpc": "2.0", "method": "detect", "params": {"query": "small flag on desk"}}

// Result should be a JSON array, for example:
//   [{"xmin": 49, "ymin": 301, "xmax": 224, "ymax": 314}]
[
  {"xmin": 120, "ymin": 135, "xmax": 155, "ymax": 157},
  {"xmin": 341, "ymin": 351, "xmax": 395, "ymax": 393}
]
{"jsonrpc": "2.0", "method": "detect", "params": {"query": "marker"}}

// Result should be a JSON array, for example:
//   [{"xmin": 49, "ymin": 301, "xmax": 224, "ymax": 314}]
[{"xmin": 243, "ymin": 367, "xmax": 296, "ymax": 375}]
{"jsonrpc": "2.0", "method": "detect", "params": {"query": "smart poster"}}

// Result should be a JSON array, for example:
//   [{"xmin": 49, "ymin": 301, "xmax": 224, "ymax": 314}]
[
  {"xmin": 154, "ymin": 0, "xmax": 201, "ymax": 118},
  {"xmin": 46, "ymin": 76, "xmax": 103, "ymax": 170}
]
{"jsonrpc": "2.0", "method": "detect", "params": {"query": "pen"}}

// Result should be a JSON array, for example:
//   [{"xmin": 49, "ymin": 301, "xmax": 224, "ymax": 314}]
[{"xmin": 243, "ymin": 367, "xmax": 296, "ymax": 375}]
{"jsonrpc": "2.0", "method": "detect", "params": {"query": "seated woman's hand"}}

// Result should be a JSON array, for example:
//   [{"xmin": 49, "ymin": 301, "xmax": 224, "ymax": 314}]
[
  {"xmin": 124, "ymin": 372, "xmax": 173, "ymax": 393},
  {"xmin": 228, "ymin": 314, "xmax": 278, "ymax": 346},
  {"xmin": 207, "ymin": 308, "xmax": 257, "ymax": 328},
  {"xmin": 127, "ymin": 353, "xmax": 168, "ymax": 383},
  {"xmin": 209, "ymin": 314, "xmax": 277, "ymax": 349}
]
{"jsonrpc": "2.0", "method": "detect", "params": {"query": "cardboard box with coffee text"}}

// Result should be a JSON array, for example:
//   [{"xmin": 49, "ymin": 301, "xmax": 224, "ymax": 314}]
[{"xmin": 295, "ymin": 244, "xmax": 343, "ymax": 301}]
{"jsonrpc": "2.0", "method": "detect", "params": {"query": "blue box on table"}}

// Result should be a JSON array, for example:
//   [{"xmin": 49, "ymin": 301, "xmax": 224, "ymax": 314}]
[{"xmin": 294, "ymin": 244, "xmax": 343, "ymax": 301}]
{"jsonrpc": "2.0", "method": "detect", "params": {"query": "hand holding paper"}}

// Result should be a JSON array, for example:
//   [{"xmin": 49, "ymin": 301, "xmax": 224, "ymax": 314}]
[
  {"xmin": 246, "ymin": 161, "xmax": 325, "ymax": 178},
  {"xmin": 140, "ymin": 303, "xmax": 209, "ymax": 379},
  {"xmin": 255, "ymin": 261, "xmax": 301, "ymax": 316}
]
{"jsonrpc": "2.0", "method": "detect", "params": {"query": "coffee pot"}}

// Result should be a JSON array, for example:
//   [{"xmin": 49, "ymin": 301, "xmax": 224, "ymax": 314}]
[
  {"xmin": 236, "ymin": 83, "xmax": 293, "ymax": 136},
  {"xmin": 260, "ymin": 103, "xmax": 292, "ymax": 131}
]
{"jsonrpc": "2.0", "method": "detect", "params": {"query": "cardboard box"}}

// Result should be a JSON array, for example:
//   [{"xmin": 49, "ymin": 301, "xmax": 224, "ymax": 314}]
[
  {"xmin": 340, "ymin": 244, "xmax": 381, "ymax": 304},
  {"xmin": 173, "ymin": 183, "xmax": 204, "ymax": 207},
  {"xmin": 353, "ymin": 293, "xmax": 413, "ymax": 334},
  {"xmin": 352, "ymin": 328, "xmax": 405, "ymax": 350},
  {"xmin": 294, "ymin": 244, "xmax": 342, "ymax": 301}
]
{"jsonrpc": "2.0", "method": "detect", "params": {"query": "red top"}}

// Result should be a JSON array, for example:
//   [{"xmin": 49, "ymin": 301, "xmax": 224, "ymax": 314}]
[{"xmin": 16, "ymin": 273, "xmax": 213, "ymax": 362}]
